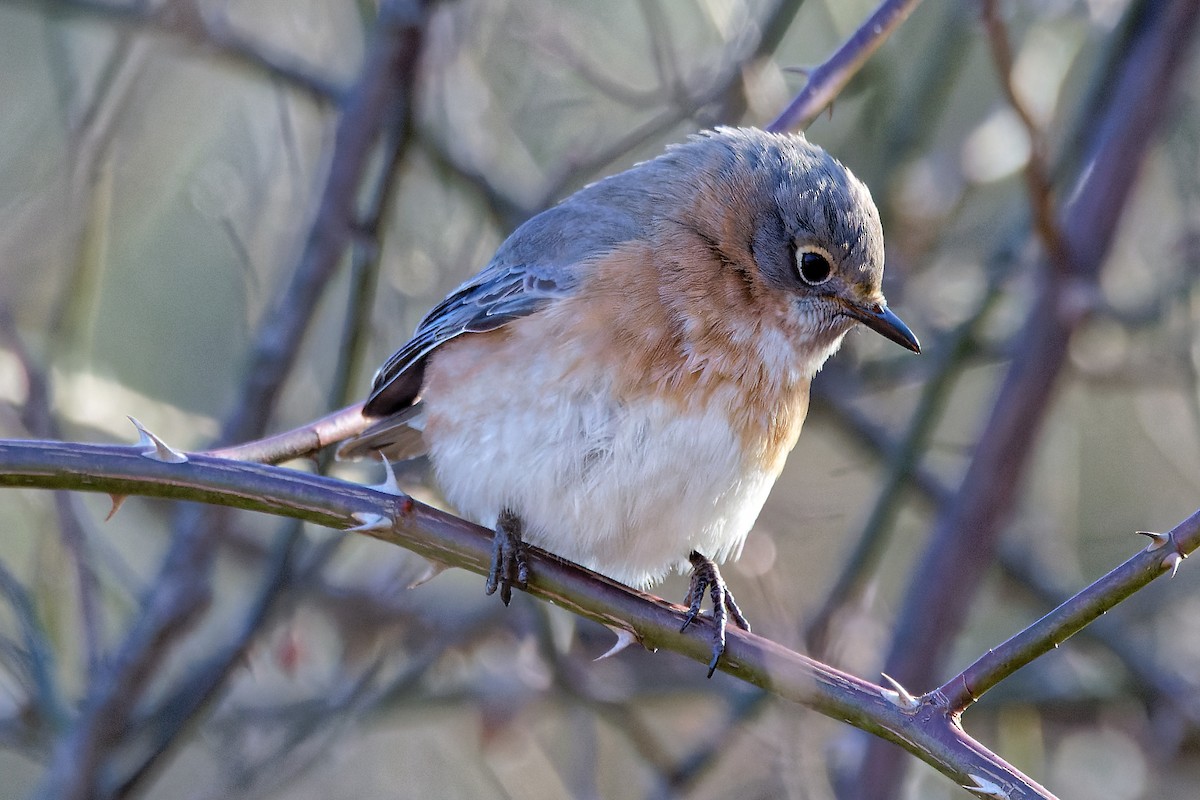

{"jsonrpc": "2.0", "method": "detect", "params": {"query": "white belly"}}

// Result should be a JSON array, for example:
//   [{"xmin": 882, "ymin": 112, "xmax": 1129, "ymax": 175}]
[{"xmin": 423, "ymin": 381, "xmax": 779, "ymax": 588}]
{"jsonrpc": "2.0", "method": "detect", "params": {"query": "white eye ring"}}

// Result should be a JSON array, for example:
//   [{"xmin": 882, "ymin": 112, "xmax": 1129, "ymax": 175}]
[{"xmin": 795, "ymin": 245, "xmax": 835, "ymax": 285}]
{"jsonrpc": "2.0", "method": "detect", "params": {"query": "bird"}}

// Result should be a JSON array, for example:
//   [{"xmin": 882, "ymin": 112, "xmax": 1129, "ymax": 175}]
[{"xmin": 339, "ymin": 127, "xmax": 920, "ymax": 675}]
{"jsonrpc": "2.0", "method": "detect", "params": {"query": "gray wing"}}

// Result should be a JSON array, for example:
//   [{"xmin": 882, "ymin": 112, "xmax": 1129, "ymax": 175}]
[{"xmin": 362, "ymin": 260, "xmax": 578, "ymax": 416}]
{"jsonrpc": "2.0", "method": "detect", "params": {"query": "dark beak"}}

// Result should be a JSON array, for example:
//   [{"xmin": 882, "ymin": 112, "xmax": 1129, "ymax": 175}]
[{"xmin": 843, "ymin": 300, "xmax": 921, "ymax": 353}]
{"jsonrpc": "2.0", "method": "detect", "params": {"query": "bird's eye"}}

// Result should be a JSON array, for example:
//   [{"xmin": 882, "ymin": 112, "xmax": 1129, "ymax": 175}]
[{"xmin": 796, "ymin": 248, "xmax": 833, "ymax": 285}]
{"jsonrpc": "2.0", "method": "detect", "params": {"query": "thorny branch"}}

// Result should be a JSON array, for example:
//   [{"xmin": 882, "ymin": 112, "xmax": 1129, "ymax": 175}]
[
  {"xmin": 1, "ymin": 435, "xmax": 1198, "ymax": 795},
  {"xmin": 18, "ymin": 437, "xmax": 1198, "ymax": 798},
  {"xmin": 767, "ymin": 0, "xmax": 925, "ymax": 133}
]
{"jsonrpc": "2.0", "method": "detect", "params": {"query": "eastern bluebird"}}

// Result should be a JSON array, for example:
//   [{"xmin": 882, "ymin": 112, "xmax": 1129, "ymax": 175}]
[{"xmin": 340, "ymin": 127, "xmax": 919, "ymax": 673}]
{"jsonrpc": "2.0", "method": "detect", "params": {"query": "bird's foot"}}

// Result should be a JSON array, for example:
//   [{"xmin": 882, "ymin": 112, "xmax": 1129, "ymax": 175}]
[
  {"xmin": 485, "ymin": 508, "xmax": 529, "ymax": 605},
  {"xmin": 680, "ymin": 551, "xmax": 751, "ymax": 678}
]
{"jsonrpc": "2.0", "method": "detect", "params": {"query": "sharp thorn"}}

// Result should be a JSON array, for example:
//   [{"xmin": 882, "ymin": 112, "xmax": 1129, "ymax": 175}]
[
  {"xmin": 346, "ymin": 512, "xmax": 391, "ymax": 532},
  {"xmin": 880, "ymin": 672, "xmax": 921, "ymax": 711},
  {"xmin": 371, "ymin": 456, "xmax": 405, "ymax": 496},
  {"xmin": 407, "ymin": 560, "xmax": 448, "ymax": 589},
  {"xmin": 1162, "ymin": 551, "xmax": 1184, "ymax": 578},
  {"xmin": 105, "ymin": 494, "xmax": 127, "ymax": 522},
  {"xmin": 962, "ymin": 773, "xmax": 1009, "ymax": 798},
  {"xmin": 595, "ymin": 626, "xmax": 638, "ymax": 661},
  {"xmin": 1137, "ymin": 530, "xmax": 1170, "ymax": 551},
  {"xmin": 128, "ymin": 416, "xmax": 188, "ymax": 463}
]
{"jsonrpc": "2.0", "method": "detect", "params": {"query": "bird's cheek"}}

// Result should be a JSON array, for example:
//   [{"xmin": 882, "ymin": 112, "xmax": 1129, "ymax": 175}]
[{"xmin": 787, "ymin": 298, "xmax": 842, "ymax": 340}]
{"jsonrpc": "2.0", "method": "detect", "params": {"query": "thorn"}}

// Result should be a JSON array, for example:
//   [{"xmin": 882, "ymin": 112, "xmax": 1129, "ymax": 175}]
[
  {"xmin": 346, "ymin": 512, "xmax": 391, "ymax": 532},
  {"xmin": 1162, "ymin": 551, "xmax": 1185, "ymax": 578},
  {"xmin": 105, "ymin": 494, "xmax": 127, "ymax": 522},
  {"xmin": 371, "ymin": 457, "xmax": 405, "ymax": 496},
  {"xmin": 880, "ymin": 672, "xmax": 921, "ymax": 711},
  {"xmin": 595, "ymin": 626, "xmax": 638, "ymax": 661},
  {"xmin": 1137, "ymin": 530, "xmax": 1170, "ymax": 551},
  {"xmin": 826, "ymin": 102, "xmax": 834, "ymax": 122},
  {"xmin": 128, "ymin": 416, "xmax": 188, "ymax": 463},
  {"xmin": 781, "ymin": 65, "xmax": 811, "ymax": 78},
  {"xmin": 962, "ymin": 774, "xmax": 1009, "ymax": 798},
  {"xmin": 407, "ymin": 560, "xmax": 448, "ymax": 589}
]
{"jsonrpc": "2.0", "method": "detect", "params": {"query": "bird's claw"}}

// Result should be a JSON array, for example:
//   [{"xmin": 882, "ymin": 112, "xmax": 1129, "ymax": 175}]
[
  {"xmin": 485, "ymin": 509, "xmax": 528, "ymax": 605},
  {"xmin": 680, "ymin": 551, "xmax": 750, "ymax": 677}
]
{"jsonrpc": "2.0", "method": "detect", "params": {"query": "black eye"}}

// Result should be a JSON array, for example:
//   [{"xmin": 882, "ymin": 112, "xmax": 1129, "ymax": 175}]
[{"xmin": 796, "ymin": 248, "xmax": 832, "ymax": 285}]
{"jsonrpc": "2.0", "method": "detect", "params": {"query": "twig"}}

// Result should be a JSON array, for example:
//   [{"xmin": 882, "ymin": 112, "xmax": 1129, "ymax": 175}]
[
  {"xmin": 767, "ymin": 0, "xmax": 925, "ymax": 133},
  {"xmin": 979, "ymin": 0, "xmax": 1070, "ymax": 273},
  {"xmin": 420, "ymin": 130, "xmax": 534, "ymax": 231},
  {"xmin": 713, "ymin": 0, "xmax": 808, "ymax": 123},
  {"xmin": 107, "ymin": 525, "xmax": 301, "ymax": 798},
  {"xmin": 637, "ymin": 0, "xmax": 683, "ymax": 106},
  {"xmin": 526, "ymin": 24, "xmax": 665, "ymax": 109}
]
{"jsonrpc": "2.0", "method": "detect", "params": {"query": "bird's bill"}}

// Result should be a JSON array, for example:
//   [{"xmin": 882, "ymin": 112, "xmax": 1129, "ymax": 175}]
[{"xmin": 842, "ymin": 300, "xmax": 921, "ymax": 353}]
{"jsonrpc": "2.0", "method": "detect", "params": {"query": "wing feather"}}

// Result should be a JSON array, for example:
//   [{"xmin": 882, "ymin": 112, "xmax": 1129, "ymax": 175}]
[{"xmin": 362, "ymin": 262, "xmax": 576, "ymax": 416}]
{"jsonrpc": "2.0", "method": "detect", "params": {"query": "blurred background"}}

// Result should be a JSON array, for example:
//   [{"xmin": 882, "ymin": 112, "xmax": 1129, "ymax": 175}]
[{"xmin": 1, "ymin": 0, "xmax": 1199, "ymax": 798}]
